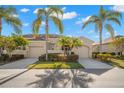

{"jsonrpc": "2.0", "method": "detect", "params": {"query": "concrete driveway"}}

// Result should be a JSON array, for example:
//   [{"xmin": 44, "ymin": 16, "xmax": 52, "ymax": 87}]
[
  {"xmin": 0, "ymin": 58, "xmax": 124, "ymax": 88},
  {"xmin": 0, "ymin": 58, "xmax": 38, "ymax": 69},
  {"xmin": 0, "ymin": 68, "xmax": 124, "ymax": 88},
  {"xmin": 79, "ymin": 58, "xmax": 113, "ymax": 69}
]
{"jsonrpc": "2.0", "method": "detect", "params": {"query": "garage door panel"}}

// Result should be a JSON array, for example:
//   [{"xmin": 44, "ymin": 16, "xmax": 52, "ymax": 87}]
[
  {"xmin": 74, "ymin": 46, "xmax": 89, "ymax": 58},
  {"xmin": 29, "ymin": 47, "xmax": 44, "ymax": 57},
  {"xmin": 79, "ymin": 47, "xmax": 89, "ymax": 58}
]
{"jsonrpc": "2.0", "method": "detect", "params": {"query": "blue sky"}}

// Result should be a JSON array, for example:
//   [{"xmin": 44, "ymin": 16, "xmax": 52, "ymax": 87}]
[{"xmin": 2, "ymin": 5, "xmax": 124, "ymax": 42}]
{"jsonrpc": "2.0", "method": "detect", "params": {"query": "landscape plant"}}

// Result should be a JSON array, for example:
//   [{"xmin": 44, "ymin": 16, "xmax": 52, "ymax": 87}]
[
  {"xmin": 0, "ymin": 6, "xmax": 22, "ymax": 36},
  {"xmin": 112, "ymin": 36, "xmax": 124, "ymax": 56},
  {"xmin": 32, "ymin": 5, "xmax": 64, "ymax": 61},
  {"xmin": 0, "ymin": 36, "xmax": 28, "ymax": 58},
  {"xmin": 58, "ymin": 36, "xmax": 83, "ymax": 56},
  {"xmin": 82, "ymin": 6, "xmax": 122, "ymax": 52},
  {"xmin": 12, "ymin": 36, "xmax": 29, "ymax": 49}
]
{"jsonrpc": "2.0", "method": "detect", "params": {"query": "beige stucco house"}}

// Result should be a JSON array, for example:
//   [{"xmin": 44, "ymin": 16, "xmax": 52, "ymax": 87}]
[
  {"xmin": 92, "ymin": 37, "xmax": 124, "ymax": 55},
  {"xmin": 11, "ymin": 34, "xmax": 94, "ymax": 58}
]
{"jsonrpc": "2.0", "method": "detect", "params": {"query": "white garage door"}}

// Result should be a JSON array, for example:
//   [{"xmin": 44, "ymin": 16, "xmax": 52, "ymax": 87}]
[
  {"xmin": 77, "ymin": 46, "xmax": 89, "ymax": 58},
  {"xmin": 29, "ymin": 46, "xmax": 44, "ymax": 58}
]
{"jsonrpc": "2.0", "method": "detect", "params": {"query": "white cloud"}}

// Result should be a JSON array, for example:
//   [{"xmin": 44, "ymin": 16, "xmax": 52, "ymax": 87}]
[
  {"xmin": 88, "ymin": 30, "xmax": 94, "ymax": 34},
  {"xmin": 62, "ymin": 7, "xmax": 66, "ymax": 11},
  {"xmin": 75, "ymin": 16, "xmax": 91, "ymax": 25},
  {"xmin": 105, "ymin": 32, "xmax": 110, "ymax": 35},
  {"xmin": 33, "ymin": 8, "xmax": 78, "ymax": 20},
  {"xmin": 63, "ymin": 11, "xmax": 78, "ymax": 20},
  {"xmin": 75, "ymin": 20, "xmax": 82, "ymax": 25},
  {"xmin": 23, "ymin": 23, "xmax": 29, "ymax": 27},
  {"xmin": 82, "ymin": 16, "xmax": 91, "ymax": 23},
  {"xmin": 20, "ymin": 8, "xmax": 30, "ymax": 13},
  {"xmin": 111, "ymin": 5, "xmax": 124, "ymax": 12},
  {"xmin": 42, "ymin": 21, "xmax": 45, "ymax": 26},
  {"xmin": 94, "ymin": 35, "xmax": 99, "ymax": 39},
  {"xmin": 33, "ymin": 8, "xmax": 41, "ymax": 14},
  {"xmin": 114, "ymin": 30, "xmax": 119, "ymax": 36}
]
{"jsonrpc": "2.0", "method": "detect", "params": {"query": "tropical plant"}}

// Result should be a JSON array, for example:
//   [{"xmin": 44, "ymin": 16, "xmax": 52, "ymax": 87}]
[
  {"xmin": 58, "ymin": 36, "xmax": 70, "ymax": 55},
  {"xmin": 82, "ymin": 6, "xmax": 122, "ymax": 52},
  {"xmin": 71, "ymin": 38, "xmax": 83, "ymax": 49},
  {"xmin": 0, "ymin": 36, "xmax": 5, "ymax": 47},
  {"xmin": 58, "ymin": 36, "xmax": 83, "ymax": 55},
  {"xmin": 2, "ymin": 37, "xmax": 16, "ymax": 57},
  {"xmin": 0, "ymin": 36, "xmax": 28, "ymax": 57},
  {"xmin": 0, "ymin": 6, "xmax": 22, "ymax": 36},
  {"xmin": 112, "ymin": 36, "xmax": 124, "ymax": 56},
  {"xmin": 0, "ymin": 36, "xmax": 5, "ymax": 56},
  {"xmin": 12, "ymin": 36, "xmax": 29, "ymax": 48},
  {"xmin": 32, "ymin": 6, "xmax": 64, "ymax": 61}
]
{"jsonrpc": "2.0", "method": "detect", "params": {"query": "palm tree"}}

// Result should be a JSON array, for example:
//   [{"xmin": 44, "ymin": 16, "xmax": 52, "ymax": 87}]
[
  {"xmin": 58, "ymin": 36, "xmax": 71, "ymax": 55},
  {"xmin": 82, "ymin": 6, "xmax": 122, "ymax": 52},
  {"xmin": 32, "ymin": 6, "xmax": 64, "ymax": 61},
  {"xmin": 58, "ymin": 36, "xmax": 83, "ymax": 56},
  {"xmin": 0, "ymin": 6, "xmax": 22, "ymax": 36}
]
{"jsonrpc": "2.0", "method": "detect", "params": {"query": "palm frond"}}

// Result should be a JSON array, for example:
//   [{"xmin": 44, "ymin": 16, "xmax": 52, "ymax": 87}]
[
  {"xmin": 0, "ymin": 6, "xmax": 5, "ymax": 16},
  {"xmin": 82, "ymin": 15, "xmax": 99, "ymax": 31},
  {"xmin": 99, "ymin": 6, "xmax": 106, "ymax": 21},
  {"xmin": 51, "ymin": 16, "xmax": 63, "ymax": 34},
  {"xmin": 107, "ymin": 17, "xmax": 121, "ymax": 26},
  {"xmin": 48, "ymin": 6, "xmax": 63, "ymax": 18},
  {"xmin": 32, "ymin": 17, "xmax": 42, "ymax": 35},
  {"xmin": 12, "ymin": 25, "xmax": 22, "ymax": 36},
  {"xmin": 82, "ymin": 20, "xmax": 93, "ymax": 30},
  {"xmin": 4, "ymin": 16, "xmax": 22, "ymax": 34},
  {"xmin": 106, "ymin": 11, "xmax": 122, "ymax": 19},
  {"xmin": 5, "ymin": 6, "xmax": 17, "ymax": 15},
  {"xmin": 5, "ymin": 16, "xmax": 22, "ymax": 26},
  {"xmin": 37, "ymin": 9, "xmax": 46, "ymax": 17},
  {"xmin": 104, "ymin": 24, "xmax": 115, "ymax": 38}
]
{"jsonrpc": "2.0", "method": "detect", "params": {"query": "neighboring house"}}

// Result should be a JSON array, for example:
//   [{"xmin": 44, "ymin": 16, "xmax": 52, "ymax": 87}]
[
  {"xmin": 11, "ymin": 34, "xmax": 94, "ymax": 58},
  {"xmin": 92, "ymin": 36, "xmax": 124, "ymax": 55}
]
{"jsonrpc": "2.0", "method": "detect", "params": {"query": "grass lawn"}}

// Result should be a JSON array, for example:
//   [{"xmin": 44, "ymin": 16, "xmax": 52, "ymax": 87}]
[
  {"xmin": 110, "ymin": 58, "xmax": 124, "ymax": 68},
  {"xmin": 28, "ymin": 61, "xmax": 84, "ymax": 69}
]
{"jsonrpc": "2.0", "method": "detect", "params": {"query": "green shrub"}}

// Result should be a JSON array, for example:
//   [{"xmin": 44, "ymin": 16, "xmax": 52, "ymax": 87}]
[
  {"xmin": 0, "ymin": 54, "xmax": 9, "ymax": 62},
  {"xmin": 39, "ymin": 53, "xmax": 79, "ymax": 62},
  {"xmin": 10, "ymin": 54, "xmax": 24, "ymax": 61},
  {"xmin": 92, "ymin": 52, "xmax": 99, "ymax": 58},
  {"xmin": 97, "ymin": 53, "xmax": 112, "ymax": 62},
  {"xmin": 120, "ymin": 56, "xmax": 124, "ymax": 60}
]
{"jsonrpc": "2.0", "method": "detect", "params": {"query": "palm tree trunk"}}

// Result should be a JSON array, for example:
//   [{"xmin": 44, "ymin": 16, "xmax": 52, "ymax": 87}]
[
  {"xmin": 99, "ymin": 30, "xmax": 102, "ymax": 53},
  {"xmin": 0, "ymin": 17, "xmax": 2, "ymax": 36},
  {"xmin": 45, "ymin": 19, "xmax": 49, "ymax": 61}
]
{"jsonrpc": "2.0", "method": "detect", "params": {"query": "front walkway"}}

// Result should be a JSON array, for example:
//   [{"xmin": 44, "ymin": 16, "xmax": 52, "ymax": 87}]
[
  {"xmin": 79, "ymin": 58, "xmax": 113, "ymax": 69},
  {"xmin": 0, "ymin": 58, "xmax": 38, "ymax": 69}
]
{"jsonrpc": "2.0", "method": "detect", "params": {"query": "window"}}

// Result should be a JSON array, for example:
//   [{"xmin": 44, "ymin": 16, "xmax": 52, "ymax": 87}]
[{"xmin": 48, "ymin": 43, "xmax": 55, "ymax": 50}]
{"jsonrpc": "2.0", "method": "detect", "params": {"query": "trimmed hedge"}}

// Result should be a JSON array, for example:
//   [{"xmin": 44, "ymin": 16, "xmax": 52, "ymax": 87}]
[
  {"xmin": 96, "ymin": 53, "xmax": 121, "ymax": 62},
  {"xmin": 10, "ymin": 55, "xmax": 24, "ymax": 61},
  {"xmin": 39, "ymin": 53, "xmax": 79, "ymax": 62},
  {"xmin": 0, "ymin": 54, "xmax": 9, "ymax": 62},
  {"xmin": 92, "ymin": 52, "xmax": 122, "ymax": 59},
  {"xmin": 92, "ymin": 52, "xmax": 100, "ymax": 58},
  {"xmin": 0, "ymin": 54, "xmax": 24, "ymax": 63}
]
